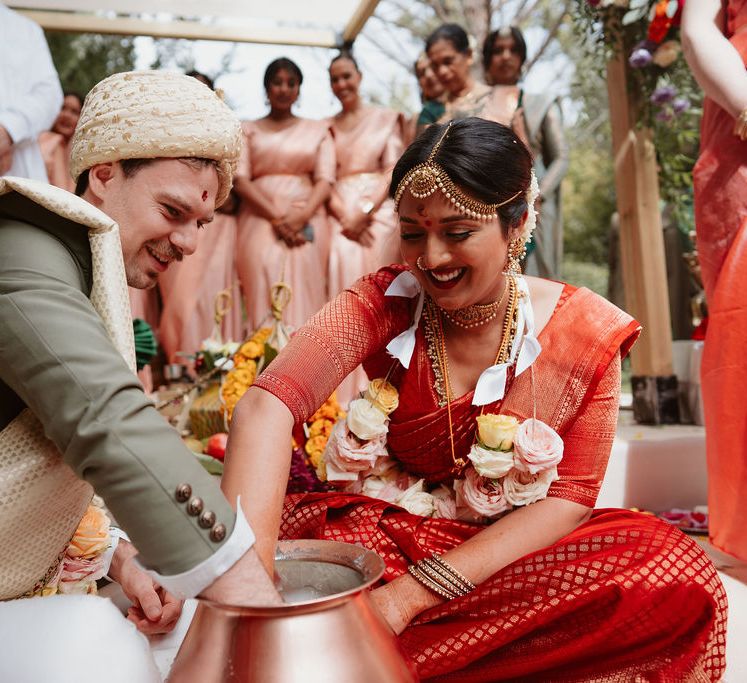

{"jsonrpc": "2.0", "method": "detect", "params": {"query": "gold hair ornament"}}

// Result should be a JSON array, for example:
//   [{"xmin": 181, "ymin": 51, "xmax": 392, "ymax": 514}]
[{"xmin": 394, "ymin": 122, "xmax": 522, "ymax": 220}]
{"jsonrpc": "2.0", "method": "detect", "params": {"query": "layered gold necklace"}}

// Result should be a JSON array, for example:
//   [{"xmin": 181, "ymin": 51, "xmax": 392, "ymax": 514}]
[{"xmin": 424, "ymin": 275, "xmax": 520, "ymax": 475}]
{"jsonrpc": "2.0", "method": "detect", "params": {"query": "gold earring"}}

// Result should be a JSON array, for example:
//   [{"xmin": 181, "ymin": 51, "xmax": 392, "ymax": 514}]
[{"xmin": 505, "ymin": 238, "xmax": 525, "ymax": 275}]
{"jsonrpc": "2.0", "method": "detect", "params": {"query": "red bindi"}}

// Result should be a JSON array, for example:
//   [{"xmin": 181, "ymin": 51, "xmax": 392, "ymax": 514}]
[
  {"xmin": 202, "ymin": 190, "xmax": 208, "ymax": 201},
  {"xmin": 424, "ymin": 219, "xmax": 432, "ymax": 227}
]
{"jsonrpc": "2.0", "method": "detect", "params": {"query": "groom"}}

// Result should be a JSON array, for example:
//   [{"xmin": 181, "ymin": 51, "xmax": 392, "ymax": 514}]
[{"xmin": 0, "ymin": 71, "xmax": 277, "ymax": 681}]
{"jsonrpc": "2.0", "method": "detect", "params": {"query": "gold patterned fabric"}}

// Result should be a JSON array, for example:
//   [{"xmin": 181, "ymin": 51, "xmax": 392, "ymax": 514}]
[
  {"xmin": 0, "ymin": 177, "xmax": 134, "ymax": 599},
  {"xmin": 70, "ymin": 71, "xmax": 242, "ymax": 206}
]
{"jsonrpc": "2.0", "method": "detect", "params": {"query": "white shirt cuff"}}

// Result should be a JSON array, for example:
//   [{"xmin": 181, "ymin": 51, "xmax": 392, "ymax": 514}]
[{"xmin": 135, "ymin": 496, "xmax": 255, "ymax": 600}]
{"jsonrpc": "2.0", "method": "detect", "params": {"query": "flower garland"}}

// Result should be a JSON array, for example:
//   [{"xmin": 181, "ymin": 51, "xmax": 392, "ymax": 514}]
[
  {"xmin": 319, "ymin": 379, "xmax": 564, "ymax": 521},
  {"xmin": 28, "ymin": 498, "xmax": 111, "ymax": 597}
]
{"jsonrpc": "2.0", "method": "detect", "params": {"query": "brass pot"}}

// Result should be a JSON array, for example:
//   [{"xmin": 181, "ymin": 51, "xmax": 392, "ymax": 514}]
[{"xmin": 168, "ymin": 539, "xmax": 418, "ymax": 682}]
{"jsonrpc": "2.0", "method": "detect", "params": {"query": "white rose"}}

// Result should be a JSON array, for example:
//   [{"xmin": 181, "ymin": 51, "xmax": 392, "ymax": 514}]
[
  {"xmin": 346, "ymin": 398, "xmax": 388, "ymax": 440},
  {"xmin": 361, "ymin": 475, "xmax": 402, "ymax": 504},
  {"xmin": 467, "ymin": 443, "xmax": 515, "ymax": 479},
  {"xmin": 502, "ymin": 467, "xmax": 558, "ymax": 507},
  {"xmin": 396, "ymin": 479, "xmax": 436, "ymax": 517}
]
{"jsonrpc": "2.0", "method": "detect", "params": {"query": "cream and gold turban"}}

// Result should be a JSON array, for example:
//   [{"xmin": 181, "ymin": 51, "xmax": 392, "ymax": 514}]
[{"xmin": 70, "ymin": 70, "xmax": 241, "ymax": 206}]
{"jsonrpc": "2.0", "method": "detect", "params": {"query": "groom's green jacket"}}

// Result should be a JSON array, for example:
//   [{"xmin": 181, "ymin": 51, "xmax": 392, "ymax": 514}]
[{"xmin": 0, "ymin": 189, "xmax": 236, "ymax": 576}]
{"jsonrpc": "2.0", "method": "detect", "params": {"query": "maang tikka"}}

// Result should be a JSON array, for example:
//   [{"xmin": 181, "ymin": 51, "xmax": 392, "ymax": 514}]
[{"xmin": 394, "ymin": 122, "xmax": 522, "ymax": 220}]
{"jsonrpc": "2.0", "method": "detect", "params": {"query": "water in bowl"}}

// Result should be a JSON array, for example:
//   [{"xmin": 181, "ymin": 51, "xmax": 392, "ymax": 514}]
[{"xmin": 276, "ymin": 559, "xmax": 364, "ymax": 603}]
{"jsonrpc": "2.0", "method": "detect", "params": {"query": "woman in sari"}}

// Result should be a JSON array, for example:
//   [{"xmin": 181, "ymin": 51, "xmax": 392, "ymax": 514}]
[
  {"xmin": 482, "ymin": 26, "xmax": 569, "ymax": 280},
  {"xmin": 327, "ymin": 51, "xmax": 405, "ymax": 404},
  {"xmin": 38, "ymin": 91, "xmax": 82, "ymax": 193},
  {"xmin": 327, "ymin": 51, "xmax": 404, "ymax": 298},
  {"xmin": 423, "ymin": 24, "xmax": 524, "ymax": 139},
  {"xmin": 223, "ymin": 118, "xmax": 726, "ymax": 681},
  {"xmin": 683, "ymin": 0, "xmax": 747, "ymax": 561},
  {"xmin": 234, "ymin": 58, "xmax": 334, "ymax": 330}
]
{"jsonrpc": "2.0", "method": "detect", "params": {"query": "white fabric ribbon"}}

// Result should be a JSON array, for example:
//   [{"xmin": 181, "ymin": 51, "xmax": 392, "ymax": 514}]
[
  {"xmin": 384, "ymin": 271, "xmax": 424, "ymax": 369},
  {"xmin": 383, "ymin": 271, "xmax": 542, "ymax": 403},
  {"xmin": 473, "ymin": 276, "xmax": 542, "ymax": 406}
]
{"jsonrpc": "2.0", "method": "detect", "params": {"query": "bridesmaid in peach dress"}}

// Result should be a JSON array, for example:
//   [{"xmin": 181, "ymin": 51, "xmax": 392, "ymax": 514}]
[
  {"xmin": 327, "ymin": 51, "xmax": 405, "ymax": 298},
  {"xmin": 38, "ymin": 92, "xmax": 82, "ymax": 193},
  {"xmin": 158, "ymin": 71, "xmax": 243, "ymax": 361},
  {"xmin": 326, "ymin": 52, "xmax": 405, "ymax": 404},
  {"xmin": 235, "ymin": 58, "xmax": 334, "ymax": 331}
]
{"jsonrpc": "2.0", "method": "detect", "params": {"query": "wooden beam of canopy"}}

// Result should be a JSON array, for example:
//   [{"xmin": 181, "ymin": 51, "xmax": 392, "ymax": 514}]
[
  {"xmin": 606, "ymin": 38, "xmax": 674, "ymax": 378},
  {"xmin": 17, "ymin": 11, "xmax": 339, "ymax": 47},
  {"xmin": 10, "ymin": 1, "xmax": 380, "ymax": 47}
]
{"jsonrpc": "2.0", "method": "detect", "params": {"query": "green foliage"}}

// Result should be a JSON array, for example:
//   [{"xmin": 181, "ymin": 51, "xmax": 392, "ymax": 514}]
[
  {"xmin": 570, "ymin": 2, "xmax": 701, "ymax": 239},
  {"xmin": 563, "ymin": 142, "xmax": 616, "ymax": 265},
  {"xmin": 562, "ymin": 259, "xmax": 610, "ymax": 297},
  {"xmin": 45, "ymin": 31, "xmax": 136, "ymax": 96}
]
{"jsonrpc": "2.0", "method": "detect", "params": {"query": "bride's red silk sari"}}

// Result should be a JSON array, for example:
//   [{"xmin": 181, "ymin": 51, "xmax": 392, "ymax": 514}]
[{"xmin": 255, "ymin": 267, "xmax": 726, "ymax": 682}]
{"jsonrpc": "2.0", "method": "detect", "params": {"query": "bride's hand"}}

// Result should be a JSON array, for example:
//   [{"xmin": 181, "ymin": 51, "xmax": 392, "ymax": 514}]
[{"xmin": 369, "ymin": 581, "xmax": 414, "ymax": 636}]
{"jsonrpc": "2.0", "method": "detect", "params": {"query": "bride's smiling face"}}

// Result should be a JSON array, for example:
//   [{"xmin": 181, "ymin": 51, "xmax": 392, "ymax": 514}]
[{"xmin": 398, "ymin": 191, "xmax": 515, "ymax": 311}]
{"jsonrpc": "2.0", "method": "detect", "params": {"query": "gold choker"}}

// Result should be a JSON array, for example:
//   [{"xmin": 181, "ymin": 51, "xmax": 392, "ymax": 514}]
[{"xmin": 442, "ymin": 281, "xmax": 508, "ymax": 330}]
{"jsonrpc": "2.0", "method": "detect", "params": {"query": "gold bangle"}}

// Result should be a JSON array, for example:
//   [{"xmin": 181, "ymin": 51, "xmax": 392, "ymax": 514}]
[
  {"xmin": 430, "ymin": 554, "xmax": 477, "ymax": 593},
  {"xmin": 420, "ymin": 558, "xmax": 470, "ymax": 597},
  {"xmin": 417, "ymin": 558, "xmax": 468, "ymax": 598},
  {"xmin": 408, "ymin": 563, "xmax": 458, "ymax": 600}
]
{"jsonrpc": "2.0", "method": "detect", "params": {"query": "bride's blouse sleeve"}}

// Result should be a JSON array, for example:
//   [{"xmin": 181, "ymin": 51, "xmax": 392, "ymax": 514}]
[{"xmin": 253, "ymin": 267, "xmax": 412, "ymax": 423}]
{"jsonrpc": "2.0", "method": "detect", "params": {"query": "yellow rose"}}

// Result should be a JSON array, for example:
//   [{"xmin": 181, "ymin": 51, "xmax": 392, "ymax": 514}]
[
  {"xmin": 365, "ymin": 378, "xmax": 399, "ymax": 415},
  {"xmin": 67, "ymin": 504, "xmax": 110, "ymax": 559},
  {"xmin": 476, "ymin": 414, "xmax": 520, "ymax": 451}
]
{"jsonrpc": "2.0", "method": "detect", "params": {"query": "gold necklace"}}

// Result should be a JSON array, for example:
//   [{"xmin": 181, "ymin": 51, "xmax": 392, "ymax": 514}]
[
  {"xmin": 442, "ymin": 279, "xmax": 508, "ymax": 330},
  {"xmin": 431, "ymin": 276, "xmax": 519, "ymax": 476}
]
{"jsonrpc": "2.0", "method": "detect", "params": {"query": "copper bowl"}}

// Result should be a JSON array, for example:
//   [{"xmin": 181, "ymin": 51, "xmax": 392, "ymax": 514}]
[{"xmin": 168, "ymin": 540, "xmax": 418, "ymax": 682}]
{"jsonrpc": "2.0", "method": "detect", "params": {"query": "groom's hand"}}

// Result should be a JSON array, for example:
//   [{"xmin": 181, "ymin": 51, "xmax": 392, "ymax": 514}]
[{"xmin": 108, "ymin": 539, "xmax": 183, "ymax": 634}]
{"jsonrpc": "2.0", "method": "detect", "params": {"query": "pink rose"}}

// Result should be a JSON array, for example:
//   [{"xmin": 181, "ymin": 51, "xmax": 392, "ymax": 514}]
[
  {"xmin": 513, "ymin": 419, "xmax": 563, "ymax": 474},
  {"xmin": 455, "ymin": 466, "xmax": 511, "ymax": 519},
  {"xmin": 502, "ymin": 467, "xmax": 558, "ymax": 506},
  {"xmin": 57, "ymin": 555, "xmax": 106, "ymax": 594},
  {"xmin": 324, "ymin": 422, "xmax": 388, "ymax": 481},
  {"xmin": 431, "ymin": 484, "xmax": 457, "ymax": 520}
]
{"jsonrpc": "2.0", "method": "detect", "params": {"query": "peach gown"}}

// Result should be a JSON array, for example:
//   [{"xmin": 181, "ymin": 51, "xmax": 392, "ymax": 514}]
[
  {"xmin": 327, "ymin": 107, "xmax": 404, "ymax": 405},
  {"xmin": 327, "ymin": 106, "xmax": 405, "ymax": 297},
  {"xmin": 158, "ymin": 209, "xmax": 243, "ymax": 362},
  {"xmin": 37, "ymin": 131, "xmax": 74, "ymax": 193},
  {"xmin": 236, "ymin": 118, "xmax": 335, "ymax": 331}
]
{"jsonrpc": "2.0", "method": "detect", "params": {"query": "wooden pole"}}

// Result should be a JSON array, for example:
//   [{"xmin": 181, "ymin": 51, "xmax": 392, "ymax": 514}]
[{"xmin": 606, "ymin": 37, "xmax": 674, "ymax": 379}]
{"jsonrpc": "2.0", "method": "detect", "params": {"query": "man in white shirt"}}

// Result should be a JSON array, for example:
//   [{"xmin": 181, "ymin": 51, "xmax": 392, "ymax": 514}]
[{"xmin": 0, "ymin": 3, "xmax": 63, "ymax": 179}]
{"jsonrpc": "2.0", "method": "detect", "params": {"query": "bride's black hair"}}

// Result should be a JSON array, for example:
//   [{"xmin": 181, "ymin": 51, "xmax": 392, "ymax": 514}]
[{"xmin": 389, "ymin": 117, "xmax": 532, "ymax": 236}]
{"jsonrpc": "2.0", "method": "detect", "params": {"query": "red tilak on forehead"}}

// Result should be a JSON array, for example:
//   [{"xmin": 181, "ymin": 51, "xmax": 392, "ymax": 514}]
[
  {"xmin": 425, "ymin": 219, "xmax": 432, "ymax": 227},
  {"xmin": 202, "ymin": 190, "xmax": 208, "ymax": 201}
]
